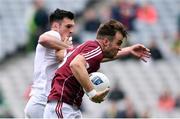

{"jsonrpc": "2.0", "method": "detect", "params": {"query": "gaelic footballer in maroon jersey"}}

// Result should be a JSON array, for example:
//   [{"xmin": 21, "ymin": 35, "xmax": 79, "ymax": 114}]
[
  {"xmin": 44, "ymin": 19, "xmax": 150, "ymax": 118},
  {"xmin": 48, "ymin": 40, "xmax": 103, "ymax": 107}
]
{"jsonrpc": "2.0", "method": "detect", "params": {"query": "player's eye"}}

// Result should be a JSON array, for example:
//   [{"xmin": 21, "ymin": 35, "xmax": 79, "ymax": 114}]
[
  {"xmin": 117, "ymin": 41, "xmax": 122, "ymax": 46},
  {"xmin": 66, "ymin": 25, "xmax": 73, "ymax": 29}
]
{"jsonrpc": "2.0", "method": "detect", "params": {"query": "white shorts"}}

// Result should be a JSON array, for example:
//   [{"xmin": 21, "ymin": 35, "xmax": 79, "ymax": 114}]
[
  {"xmin": 24, "ymin": 96, "xmax": 46, "ymax": 118},
  {"xmin": 44, "ymin": 101, "xmax": 82, "ymax": 118}
]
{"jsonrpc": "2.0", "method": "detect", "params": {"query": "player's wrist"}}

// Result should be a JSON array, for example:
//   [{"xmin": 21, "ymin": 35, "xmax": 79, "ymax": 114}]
[{"xmin": 87, "ymin": 89, "xmax": 97, "ymax": 99}]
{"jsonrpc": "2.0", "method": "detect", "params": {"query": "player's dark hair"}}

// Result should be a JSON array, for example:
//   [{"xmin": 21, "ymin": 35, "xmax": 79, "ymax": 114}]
[
  {"xmin": 96, "ymin": 19, "xmax": 128, "ymax": 41},
  {"xmin": 49, "ymin": 8, "xmax": 74, "ymax": 26}
]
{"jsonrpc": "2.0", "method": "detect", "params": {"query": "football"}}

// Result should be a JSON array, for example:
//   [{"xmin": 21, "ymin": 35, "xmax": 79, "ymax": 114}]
[{"xmin": 89, "ymin": 72, "xmax": 110, "ymax": 92}]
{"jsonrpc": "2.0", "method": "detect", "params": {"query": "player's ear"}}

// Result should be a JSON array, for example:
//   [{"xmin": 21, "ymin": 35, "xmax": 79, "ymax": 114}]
[
  {"xmin": 52, "ymin": 22, "xmax": 61, "ymax": 29},
  {"xmin": 103, "ymin": 38, "xmax": 110, "ymax": 47}
]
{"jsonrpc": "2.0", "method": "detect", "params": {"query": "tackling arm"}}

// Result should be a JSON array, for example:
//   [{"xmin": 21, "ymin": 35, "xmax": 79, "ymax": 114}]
[
  {"xmin": 39, "ymin": 34, "xmax": 70, "ymax": 50},
  {"xmin": 55, "ymin": 50, "xmax": 66, "ymax": 62}
]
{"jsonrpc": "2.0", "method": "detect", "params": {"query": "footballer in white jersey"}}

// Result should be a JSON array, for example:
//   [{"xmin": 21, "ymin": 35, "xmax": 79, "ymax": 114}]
[
  {"xmin": 31, "ymin": 30, "xmax": 61, "ymax": 104},
  {"xmin": 24, "ymin": 9, "xmax": 75, "ymax": 118}
]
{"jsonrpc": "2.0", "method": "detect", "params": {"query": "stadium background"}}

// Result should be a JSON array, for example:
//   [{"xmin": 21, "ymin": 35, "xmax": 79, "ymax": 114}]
[{"xmin": 0, "ymin": 0, "xmax": 180, "ymax": 118}]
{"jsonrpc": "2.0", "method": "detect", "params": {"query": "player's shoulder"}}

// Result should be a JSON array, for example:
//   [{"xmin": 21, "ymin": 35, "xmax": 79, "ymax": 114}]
[
  {"xmin": 82, "ymin": 40, "xmax": 99, "ymax": 48},
  {"xmin": 43, "ymin": 30, "xmax": 61, "ymax": 39},
  {"xmin": 80, "ymin": 40, "xmax": 103, "ymax": 61},
  {"xmin": 79, "ymin": 40, "xmax": 102, "ymax": 54},
  {"xmin": 67, "ymin": 40, "xmax": 100, "ymax": 53}
]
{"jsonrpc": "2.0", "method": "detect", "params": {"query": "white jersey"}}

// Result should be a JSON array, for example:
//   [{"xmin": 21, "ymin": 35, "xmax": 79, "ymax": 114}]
[{"xmin": 30, "ymin": 30, "xmax": 61, "ymax": 105}]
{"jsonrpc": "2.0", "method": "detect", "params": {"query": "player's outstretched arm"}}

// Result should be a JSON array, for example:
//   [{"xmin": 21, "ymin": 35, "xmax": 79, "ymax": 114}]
[
  {"xmin": 39, "ymin": 34, "xmax": 70, "ymax": 50},
  {"xmin": 127, "ymin": 44, "xmax": 151, "ymax": 62},
  {"xmin": 102, "ymin": 44, "xmax": 151, "ymax": 62}
]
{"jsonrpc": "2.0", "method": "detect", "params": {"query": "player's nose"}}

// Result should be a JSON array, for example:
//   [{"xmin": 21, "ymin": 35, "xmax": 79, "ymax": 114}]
[{"xmin": 70, "ymin": 27, "xmax": 75, "ymax": 34}]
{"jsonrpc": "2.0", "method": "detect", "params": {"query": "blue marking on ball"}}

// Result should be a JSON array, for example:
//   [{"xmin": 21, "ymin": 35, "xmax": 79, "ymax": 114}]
[{"xmin": 91, "ymin": 76, "xmax": 103, "ymax": 85}]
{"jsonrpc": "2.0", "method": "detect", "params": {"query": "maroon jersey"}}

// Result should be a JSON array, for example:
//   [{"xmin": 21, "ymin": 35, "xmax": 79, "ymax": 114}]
[{"xmin": 48, "ymin": 40, "xmax": 103, "ymax": 107}]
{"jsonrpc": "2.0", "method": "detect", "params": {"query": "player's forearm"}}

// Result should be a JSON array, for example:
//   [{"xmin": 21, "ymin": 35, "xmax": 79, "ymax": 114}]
[
  {"xmin": 70, "ymin": 56, "xmax": 94, "ymax": 92},
  {"xmin": 39, "ymin": 34, "xmax": 69, "ymax": 50},
  {"xmin": 115, "ymin": 46, "xmax": 132, "ymax": 58},
  {"xmin": 55, "ymin": 50, "xmax": 66, "ymax": 62},
  {"xmin": 70, "ymin": 64, "xmax": 94, "ymax": 92},
  {"xmin": 102, "ymin": 46, "xmax": 132, "ymax": 62}
]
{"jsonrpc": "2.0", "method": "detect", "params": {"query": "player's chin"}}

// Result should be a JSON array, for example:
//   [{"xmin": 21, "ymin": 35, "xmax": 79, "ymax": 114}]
[
  {"xmin": 112, "ymin": 52, "xmax": 117, "ymax": 58},
  {"xmin": 104, "ymin": 52, "xmax": 115, "ymax": 59},
  {"xmin": 109, "ymin": 54, "xmax": 115, "ymax": 59}
]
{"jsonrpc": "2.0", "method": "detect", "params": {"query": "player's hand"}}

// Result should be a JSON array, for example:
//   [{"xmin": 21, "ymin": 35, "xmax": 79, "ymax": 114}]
[
  {"xmin": 130, "ymin": 44, "xmax": 151, "ymax": 62},
  {"xmin": 55, "ymin": 50, "xmax": 65, "ymax": 62},
  {"xmin": 91, "ymin": 88, "xmax": 110, "ymax": 103}
]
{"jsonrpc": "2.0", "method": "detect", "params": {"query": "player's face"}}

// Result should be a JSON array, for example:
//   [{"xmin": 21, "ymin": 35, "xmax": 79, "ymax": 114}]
[
  {"xmin": 104, "ymin": 32, "xmax": 124, "ymax": 58},
  {"xmin": 59, "ymin": 18, "xmax": 75, "ymax": 40}
]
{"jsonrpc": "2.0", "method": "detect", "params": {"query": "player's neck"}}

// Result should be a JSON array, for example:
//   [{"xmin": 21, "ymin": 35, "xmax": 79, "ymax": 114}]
[
  {"xmin": 51, "ymin": 27, "xmax": 59, "ymax": 33},
  {"xmin": 96, "ymin": 39, "xmax": 104, "ymax": 51}
]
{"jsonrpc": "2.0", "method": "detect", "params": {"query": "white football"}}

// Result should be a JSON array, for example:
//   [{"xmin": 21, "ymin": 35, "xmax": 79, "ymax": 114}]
[{"xmin": 89, "ymin": 72, "xmax": 110, "ymax": 92}]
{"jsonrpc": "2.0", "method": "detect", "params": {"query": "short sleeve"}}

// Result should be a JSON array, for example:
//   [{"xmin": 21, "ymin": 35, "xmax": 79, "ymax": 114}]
[
  {"xmin": 44, "ymin": 30, "xmax": 61, "ymax": 41},
  {"xmin": 80, "ymin": 43, "xmax": 103, "ymax": 69}
]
